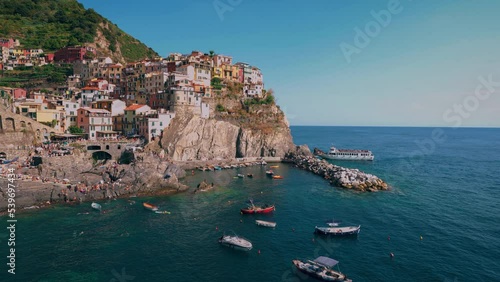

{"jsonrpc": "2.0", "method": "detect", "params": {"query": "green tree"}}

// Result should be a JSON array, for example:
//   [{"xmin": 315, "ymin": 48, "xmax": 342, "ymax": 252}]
[
  {"xmin": 216, "ymin": 104, "xmax": 226, "ymax": 112},
  {"xmin": 68, "ymin": 126, "xmax": 84, "ymax": 134}
]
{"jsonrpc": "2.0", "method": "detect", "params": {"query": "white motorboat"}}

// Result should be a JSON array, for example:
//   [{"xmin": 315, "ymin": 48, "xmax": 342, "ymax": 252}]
[
  {"xmin": 91, "ymin": 202, "xmax": 102, "ymax": 211},
  {"xmin": 218, "ymin": 233, "xmax": 253, "ymax": 251},
  {"xmin": 315, "ymin": 225, "xmax": 361, "ymax": 236},
  {"xmin": 292, "ymin": 256, "xmax": 351, "ymax": 282},
  {"xmin": 255, "ymin": 220, "xmax": 277, "ymax": 228}
]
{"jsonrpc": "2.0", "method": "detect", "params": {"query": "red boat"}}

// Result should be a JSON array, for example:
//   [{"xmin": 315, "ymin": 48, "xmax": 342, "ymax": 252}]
[
  {"xmin": 240, "ymin": 203, "xmax": 275, "ymax": 214},
  {"xmin": 143, "ymin": 202, "xmax": 158, "ymax": 211}
]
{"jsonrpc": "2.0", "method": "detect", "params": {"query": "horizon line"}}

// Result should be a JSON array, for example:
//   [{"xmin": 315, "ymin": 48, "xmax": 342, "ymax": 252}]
[{"xmin": 289, "ymin": 125, "xmax": 500, "ymax": 129}]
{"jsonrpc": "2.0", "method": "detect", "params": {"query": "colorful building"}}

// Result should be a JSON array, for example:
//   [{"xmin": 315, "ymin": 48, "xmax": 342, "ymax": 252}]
[
  {"xmin": 54, "ymin": 46, "xmax": 97, "ymax": 63},
  {"xmin": 123, "ymin": 104, "xmax": 152, "ymax": 135},
  {"xmin": 77, "ymin": 107, "xmax": 115, "ymax": 140},
  {"xmin": 136, "ymin": 111, "xmax": 175, "ymax": 142}
]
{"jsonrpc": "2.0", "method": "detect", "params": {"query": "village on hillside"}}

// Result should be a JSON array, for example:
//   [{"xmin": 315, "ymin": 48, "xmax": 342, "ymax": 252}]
[{"xmin": 0, "ymin": 38, "xmax": 267, "ymax": 142}]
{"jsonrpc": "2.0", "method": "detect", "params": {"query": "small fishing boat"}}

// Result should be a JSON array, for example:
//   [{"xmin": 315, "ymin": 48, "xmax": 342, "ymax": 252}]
[
  {"xmin": 214, "ymin": 166, "xmax": 222, "ymax": 170},
  {"xmin": 218, "ymin": 232, "xmax": 253, "ymax": 251},
  {"xmin": 247, "ymin": 174, "xmax": 254, "ymax": 178},
  {"xmin": 241, "ymin": 200, "xmax": 275, "ymax": 214},
  {"xmin": 272, "ymin": 175, "xmax": 284, "ymax": 179},
  {"xmin": 265, "ymin": 170, "xmax": 274, "ymax": 175},
  {"xmin": 143, "ymin": 202, "xmax": 159, "ymax": 212},
  {"xmin": 237, "ymin": 174, "xmax": 245, "ymax": 178},
  {"xmin": 315, "ymin": 225, "xmax": 360, "ymax": 236},
  {"xmin": 255, "ymin": 220, "xmax": 276, "ymax": 228},
  {"xmin": 270, "ymin": 165, "xmax": 279, "ymax": 168},
  {"xmin": 292, "ymin": 256, "xmax": 351, "ymax": 282},
  {"xmin": 91, "ymin": 202, "xmax": 102, "ymax": 211}
]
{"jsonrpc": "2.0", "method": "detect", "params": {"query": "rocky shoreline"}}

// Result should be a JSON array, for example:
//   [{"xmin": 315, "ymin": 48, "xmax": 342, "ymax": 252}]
[
  {"xmin": 285, "ymin": 145, "xmax": 389, "ymax": 192},
  {"xmin": 0, "ymin": 143, "xmax": 390, "ymax": 214},
  {"xmin": 0, "ymin": 152, "xmax": 188, "ymax": 213}
]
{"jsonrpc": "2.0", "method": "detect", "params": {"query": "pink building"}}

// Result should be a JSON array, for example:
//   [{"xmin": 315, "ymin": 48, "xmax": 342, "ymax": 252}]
[
  {"xmin": 0, "ymin": 38, "xmax": 17, "ymax": 48},
  {"xmin": 45, "ymin": 53, "xmax": 54, "ymax": 63},
  {"xmin": 77, "ymin": 107, "xmax": 115, "ymax": 140},
  {"xmin": 13, "ymin": 88, "xmax": 27, "ymax": 99}
]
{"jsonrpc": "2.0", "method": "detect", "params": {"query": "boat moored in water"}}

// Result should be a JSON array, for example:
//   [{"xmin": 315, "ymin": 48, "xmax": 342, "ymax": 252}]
[
  {"xmin": 91, "ymin": 202, "xmax": 102, "ymax": 211},
  {"xmin": 247, "ymin": 174, "xmax": 254, "ymax": 178},
  {"xmin": 266, "ymin": 170, "xmax": 274, "ymax": 175},
  {"xmin": 143, "ymin": 202, "xmax": 159, "ymax": 211},
  {"xmin": 315, "ymin": 225, "xmax": 360, "ymax": 236},
  {"xmin": 292, "ymin": 256, "xmax": 351, "ymax": 282},
  {"xmin": 218, "ymin": 233, "xmax": 253, "ymax": 251},
  {"xmin": 315, "ymin": 146, "xmax": 374, "ymax": 161},
  {"xmin": 241, "ymin": 200, "xmax": 275, "ymax": 214},
  {"xmin": 272, "ymin": 175, "xmax": 284, "ymax": 179},
  {"xmin": 255, "ymin": 220, "xmax": 277, "ymax": 228},
  {"xmin": 326, "ymin": 219, "xmax": 342, "ymax": 227}
]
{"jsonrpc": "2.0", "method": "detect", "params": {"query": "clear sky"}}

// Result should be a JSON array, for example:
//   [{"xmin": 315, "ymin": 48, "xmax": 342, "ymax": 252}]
[{"xmin": 79, "ymin": 0, "xmax": 500, "ymax": 127}]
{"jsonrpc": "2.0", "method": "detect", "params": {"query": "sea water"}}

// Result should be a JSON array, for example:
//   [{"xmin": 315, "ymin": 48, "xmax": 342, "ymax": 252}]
[{"xmin": 0, "ymin": 126, "xmax": 499, "ymax": 282}]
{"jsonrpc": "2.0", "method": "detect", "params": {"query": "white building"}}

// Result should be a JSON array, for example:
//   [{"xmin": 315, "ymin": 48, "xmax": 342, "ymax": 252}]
[
  {"xmin": 63, "ymin": 100, "xmax": 80, "ymax": 128},
  {"xmin": 138, "ymin": 111, "xmax": 176, "ymax": 142}
]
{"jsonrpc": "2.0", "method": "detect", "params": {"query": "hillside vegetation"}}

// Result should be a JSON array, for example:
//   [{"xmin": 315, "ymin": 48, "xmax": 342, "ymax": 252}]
[{"xmin": 0, "ymin": 0, "xmax": 158, "ymax": 62}]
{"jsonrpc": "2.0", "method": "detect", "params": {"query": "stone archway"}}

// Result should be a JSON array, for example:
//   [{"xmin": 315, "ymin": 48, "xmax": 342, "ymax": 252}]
[
  {"xmin": 20, "ymin": 121, "xmax": 26, "ymax": 128},
  {"xmin": 92, "ymin": 151, "xmax": 112, "ymax": 161},
  {"xmin": 5, "ymin": 117, "xmax": 15, "ymax": 131}
]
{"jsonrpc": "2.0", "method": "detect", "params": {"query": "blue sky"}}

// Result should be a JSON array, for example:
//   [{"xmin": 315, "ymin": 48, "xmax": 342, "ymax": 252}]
[{"xmin": 79, "ymin": 0, "xmax": 500, "ymax": 127}]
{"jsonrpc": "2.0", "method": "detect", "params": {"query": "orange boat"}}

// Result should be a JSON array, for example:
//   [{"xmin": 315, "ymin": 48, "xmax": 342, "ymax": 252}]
[
  {"xmin": 272, "ymin": 175, "xmax": 284, "ymax": 179},
  {"xmin": 143, "ymin": 202, "xmax": 158, "ymax": 211}
]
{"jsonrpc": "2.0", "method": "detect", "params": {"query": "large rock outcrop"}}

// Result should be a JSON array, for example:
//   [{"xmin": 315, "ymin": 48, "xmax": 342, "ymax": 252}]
[{"xmin": 161, "ymin": 105, "xmax": 295, "ymax": 161}]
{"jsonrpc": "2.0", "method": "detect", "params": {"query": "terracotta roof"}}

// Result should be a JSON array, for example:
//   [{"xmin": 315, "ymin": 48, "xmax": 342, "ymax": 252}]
[
  {"xmin": 125, "ymin": 104, "xmax": 146, "ymax": 111},
  {"xmin": 82, "ymin": 86, "xmax": 99, "ymax": 90}
]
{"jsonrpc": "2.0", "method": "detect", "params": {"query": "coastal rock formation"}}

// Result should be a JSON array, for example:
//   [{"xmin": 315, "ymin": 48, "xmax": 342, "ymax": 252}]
[
  {"xmin": 0, "ymin": 152, "xmax": 187, "ymax": 212},
  {"xmin": 285, "ymin": 146, "xmax": 388, "ymax": 192},
  {"xmin": 161, "ymin": 112, "xmax": 240, "ymax": 161},
  {"xmin": 161, "ymin": 105, "xmax": 295, "ymax": 161}
]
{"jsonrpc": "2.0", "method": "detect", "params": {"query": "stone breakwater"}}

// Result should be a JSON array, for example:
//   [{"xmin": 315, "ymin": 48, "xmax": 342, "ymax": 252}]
[{"xmin": 286, "ymin": 147, "xmax": 388, "ymax": 192}]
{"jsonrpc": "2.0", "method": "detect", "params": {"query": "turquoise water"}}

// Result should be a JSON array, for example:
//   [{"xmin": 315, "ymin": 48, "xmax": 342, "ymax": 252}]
[{"xmin": 1, "ymin": 126, "xmax": 499, "ymax": 281}]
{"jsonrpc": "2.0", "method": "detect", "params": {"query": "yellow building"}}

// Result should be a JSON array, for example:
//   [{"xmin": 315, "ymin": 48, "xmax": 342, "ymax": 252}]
[
  {"xmin": 36, "ymin": 109, "xmax": 65, "ymax": 132},
  {"xmin": 212, "ymin": 66, "xmax": 222, "ymax": 79},
  {"xmin": 221, "ymin": 64, "xmax": 240, "ymax": 82}
]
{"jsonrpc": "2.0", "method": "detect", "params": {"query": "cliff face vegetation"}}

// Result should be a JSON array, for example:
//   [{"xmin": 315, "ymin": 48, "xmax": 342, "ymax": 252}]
[
  {"xmin": 161, "ymin": 95, "xmax": 295, "ymax": 161},
  {"xmin": 0, "ymin": 0, "xmax": 158, "ymax": 62}
]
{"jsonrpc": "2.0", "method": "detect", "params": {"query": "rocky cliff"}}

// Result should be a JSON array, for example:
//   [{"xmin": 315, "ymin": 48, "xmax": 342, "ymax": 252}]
[{"xmin": 160, "ymin": 100, "xmax": 295, "ymax": 161}]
